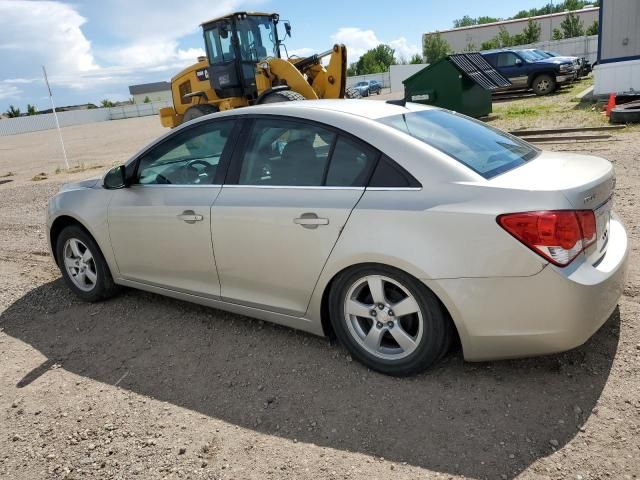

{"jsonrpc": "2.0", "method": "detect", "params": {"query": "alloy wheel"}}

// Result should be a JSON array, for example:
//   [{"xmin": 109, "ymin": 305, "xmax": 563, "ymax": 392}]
[
  {"xmin": 63, "ymin": 238, "xmax": 97, "ymax": 292},
  {"xmin": 343, "ymin": 275, "xmax": 423, "ymax": 360}
]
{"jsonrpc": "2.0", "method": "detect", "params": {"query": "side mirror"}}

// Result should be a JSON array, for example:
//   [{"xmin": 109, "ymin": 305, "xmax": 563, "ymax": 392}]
[
  {"xmin": 103, "ymin": 165, "xmax": 127, "ymax": 189},
  {"xmin": 515, "ymin": 58, "xmax": 523, "ymax": 66},
  {"xmin": 284, "ymin": 21, "xmax": 291, "ymax": 37}
]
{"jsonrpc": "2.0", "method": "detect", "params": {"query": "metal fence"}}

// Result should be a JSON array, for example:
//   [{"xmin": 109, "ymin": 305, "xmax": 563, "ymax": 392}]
[{"xmin": 0, "ymin": 101, "xmax": 172, "ymax": 137}]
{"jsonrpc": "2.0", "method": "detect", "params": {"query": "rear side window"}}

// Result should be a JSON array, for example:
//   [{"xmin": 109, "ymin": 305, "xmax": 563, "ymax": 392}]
[
  {"xmin": 325, "ymin": 137, "xmax": 377, "ymax": 187},
  {"xmin": 377, "ymin": 109, "xmax": 538, "ymax": 179},
  {"xmin": 369, "ymin": 156, "xmax": 420, "ymax": 188}
]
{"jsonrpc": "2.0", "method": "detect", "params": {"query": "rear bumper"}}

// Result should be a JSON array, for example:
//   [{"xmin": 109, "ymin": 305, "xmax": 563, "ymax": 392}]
[{"xmin": 431, "ymin": 214, "xmax": 628, "ymax": 361}]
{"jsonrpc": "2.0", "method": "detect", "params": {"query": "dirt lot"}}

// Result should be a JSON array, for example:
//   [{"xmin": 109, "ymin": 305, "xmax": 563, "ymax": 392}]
[{"xmin": 0, "ymin": 90, "xmax": 639, "ymax": 479}]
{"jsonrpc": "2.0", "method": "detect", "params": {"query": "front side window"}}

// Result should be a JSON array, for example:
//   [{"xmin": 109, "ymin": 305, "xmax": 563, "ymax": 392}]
[
  {"xmin": 378, "ymin": 109, "xmax": 538, "ymax": 179},
  {"xmin": 238, "ymin": 119, "xmax": 335, "ymax": 186},
  {"xmin": 497, "ymin": 52, "xmax": 520, "ymax": 67},
  {"xmin": 137, "ymin": 121, "xmax": 235, "ymax": 185},
  {"xmin": 236, "ymin": 16, "xmax": 279, "ymax": 62},
  {"xmin": 205, "ymin": 25, "xmax": 235, "ymax": 64}
]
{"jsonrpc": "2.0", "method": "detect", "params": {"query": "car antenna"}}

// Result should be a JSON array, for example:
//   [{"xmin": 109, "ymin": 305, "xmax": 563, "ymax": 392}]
[{"xmin": 386, "ymin": 98, "xmax": 407, "ymax": 107}]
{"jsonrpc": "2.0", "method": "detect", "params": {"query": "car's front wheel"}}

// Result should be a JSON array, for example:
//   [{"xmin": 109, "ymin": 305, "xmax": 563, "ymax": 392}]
[
  {"xmin": 329, "ymin": 265, "xmax": 451, "ymax": 376},
  {"xmin": 56, "ymin": 225, "xmax": 120, "ymax": 302},
  {"xmin": 532, "ymin": 74, "xmax": 556, "ymax": 95}
]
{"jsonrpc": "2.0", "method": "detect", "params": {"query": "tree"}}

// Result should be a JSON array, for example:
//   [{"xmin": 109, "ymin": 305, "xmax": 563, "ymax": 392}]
[
  {"xmin": 496, "ymin": 26, "xmax": 513, "ymax": 47},
  {"xmin": 100, "ymin": 99, "xmax": 115, "ymax": 108},
  {"xmin": 463, "ymin": 42, "xmax": 477, "ymax": 52},
  {"xmin": 352, "ymin": 44, "xmax": 396, "ymax": 75},
  {"xmin": 422, "ymin": 32, "xmax": 451, "ymax": 64},
  {"xmin": 521, "ymin": 18, "xmax": 542, "ymax": 44},
  {"xmin": 409, "ymin": 53, "xmax": 424, "ymax": 64},
  {"xmin": 453, "ymin": 15, "xmax": 500, "ymax": 28},
  {"xmin": 453, "ymin": 15, "xmax": 477, "ymax": 28},
  {"xmin": 347, "ymin": 63, "xmax": 358, "ymax": 76},
  {"xmin": 481, "ymin": 38, "xmax": 499, "ymax": 50},
  {"xmin": 5, "ymin": 105, "xmax": 20, "ymax": 118},
  {"xmin": 26, "ymin": 104, "xmax": 37, "ymax": 115},
  {"xmin": 552, "ymin": 28, "xmax": 564, "ymax": 40},
  {"xmin": 586, "ymin": 20, "xmax": 599, "ymax": 36},
  {"xmin": 143, "ymin": 96, "xmax": 151, "ymax": 103},
  {"xmin": 561, "ymin": 12, "xmax": 585, "ymax": 38}
]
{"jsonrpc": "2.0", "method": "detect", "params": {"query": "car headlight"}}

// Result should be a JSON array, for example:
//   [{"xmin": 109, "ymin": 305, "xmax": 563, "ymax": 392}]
[{"xmin": 559, "ymin": 64, "xmax": 571, "ymax": 73}]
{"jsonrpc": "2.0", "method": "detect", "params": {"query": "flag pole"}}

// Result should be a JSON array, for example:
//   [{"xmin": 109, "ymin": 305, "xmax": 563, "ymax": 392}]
[{"xmin": 42, "ymin": 65, "xmax": 70, "ymax": 170}]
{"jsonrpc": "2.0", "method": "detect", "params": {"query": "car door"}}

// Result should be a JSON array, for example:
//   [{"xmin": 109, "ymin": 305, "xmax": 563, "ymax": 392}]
[
  {"xmin": 108, "ymin": 119, "xmax": 239, "ymax": 297},
  {"xmin": 211, "ymin": 116, "xmax": 379, "ymax": 316},
  {"xmin": 496, "ymin": 52, "xmax": 528, "ymax": 87}
]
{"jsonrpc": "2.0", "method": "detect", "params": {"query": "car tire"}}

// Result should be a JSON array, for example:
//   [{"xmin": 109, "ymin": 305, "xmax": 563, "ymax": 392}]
[
  {"xmin": 344, "ymin": 86, "xmax": 362, "ymax": 99},
  {"xmin": 532, "ymin": 74, "xmax": 556, "ymax": 96},
  {"xmin": 329, "ymin": 264, "xmax": 451, "ymax": 376},
  {"xmin": 260, "ymin": 90, "xmax": 307, "ymax": 103},
  {"xmin": 182, "ymin": 104, "xmax": 219, "ymax": 122},
  {"xmin": 56, "ymin": 225, "xmax": 120, "ymax": 303}
]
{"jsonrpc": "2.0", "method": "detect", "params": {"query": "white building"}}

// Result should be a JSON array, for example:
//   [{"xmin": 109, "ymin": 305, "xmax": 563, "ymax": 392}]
[
  {"xmin": 424, "ymin": 7, "xmax": 599, "ymax": 53},
  {"xmin": 594, "ymin": 0, "xmax": 640, "ymax": 95},
  {"xmin": 128, "ymin": 81, "xmax": 172, "ymax": 104}
]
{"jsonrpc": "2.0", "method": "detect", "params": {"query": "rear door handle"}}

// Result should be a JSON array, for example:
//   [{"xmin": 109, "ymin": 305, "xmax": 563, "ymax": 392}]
[
  {"xmin": 294, "ymin": 213, "xmax": 329, "ymax": 229},
  {"xmin": 177, "ymin": 210, "xmax": 203, "ymax": 224}
]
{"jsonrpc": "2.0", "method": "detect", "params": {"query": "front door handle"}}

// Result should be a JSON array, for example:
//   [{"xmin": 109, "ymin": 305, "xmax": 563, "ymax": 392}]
[
  {"xmin": 177, "ymin": 210, "xmax": 203, "ymax": 224},
  {"xmin": 294, "ymin": 212, "xmax": 329, "ymax": 229}
]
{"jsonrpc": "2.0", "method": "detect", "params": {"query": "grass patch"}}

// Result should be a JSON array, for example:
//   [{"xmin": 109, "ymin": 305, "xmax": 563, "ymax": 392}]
[
  {"xmin": 31, "ymin": 172, "xmax": 48, "ymax": 181},
  {"xmin": 495, "ymin": 103, "xmax": 553, "ymax": 119}
]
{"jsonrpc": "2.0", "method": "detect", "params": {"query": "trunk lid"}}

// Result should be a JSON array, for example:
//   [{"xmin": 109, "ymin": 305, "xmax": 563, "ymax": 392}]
[{"xmin": 492, "ymin": 151, "xmax": 615, "ymax": 264}]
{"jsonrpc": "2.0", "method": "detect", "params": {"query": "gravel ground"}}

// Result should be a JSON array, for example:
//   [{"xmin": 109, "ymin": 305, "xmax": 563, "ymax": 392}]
[{"xmin": 0, "ymin": 112, "xmax": 638, "ymax": 480}]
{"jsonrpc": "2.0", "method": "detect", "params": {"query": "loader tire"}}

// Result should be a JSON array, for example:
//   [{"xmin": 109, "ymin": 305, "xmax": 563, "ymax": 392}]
[
  {"xmin": 182, "ymin": 104, "xmax": 218, "ymax": 123},
  {"xmin": 260, "ymin": 90, "xmax": 306, "ymax": 103},
  {"xmin": 345, "ymin": 86, "xmax": 362, "ymax": 99}
]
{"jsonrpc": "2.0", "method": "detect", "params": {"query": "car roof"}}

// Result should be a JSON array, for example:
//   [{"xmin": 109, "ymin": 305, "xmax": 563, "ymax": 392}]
[{"xmin": 210, "ymin": 99, "xmax": 433, "ymax": 121}]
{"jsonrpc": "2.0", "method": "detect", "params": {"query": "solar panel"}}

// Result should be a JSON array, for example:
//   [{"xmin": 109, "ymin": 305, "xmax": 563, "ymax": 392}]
[{"xmin": 448, "ymin": 53, "xmax": 511, "ymax": 90}]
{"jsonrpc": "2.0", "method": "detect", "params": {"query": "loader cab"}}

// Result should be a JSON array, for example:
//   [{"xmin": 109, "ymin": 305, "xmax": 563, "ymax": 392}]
[{"xmin": 202, "ymin": 12, "xmax": 282, "ymax": 100}]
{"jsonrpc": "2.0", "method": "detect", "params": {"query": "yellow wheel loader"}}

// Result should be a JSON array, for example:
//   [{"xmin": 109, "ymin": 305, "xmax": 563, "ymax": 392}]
[{"xmin": 159, "ymin": 12, "xmax": 361, "ymax": 128}]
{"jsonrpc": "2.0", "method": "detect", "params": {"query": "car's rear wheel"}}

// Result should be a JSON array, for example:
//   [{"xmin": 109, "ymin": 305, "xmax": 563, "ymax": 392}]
[
  {"xmin": 329, "ymin": 265, "xmax": 451, "ymax": 376},
  {"xmin": 56, "ymin": 225, "xmax": 120, "ymax": 302},
  {"xmin": 532, "ymin": 74, "xmax": 556, "ymax": 95}
]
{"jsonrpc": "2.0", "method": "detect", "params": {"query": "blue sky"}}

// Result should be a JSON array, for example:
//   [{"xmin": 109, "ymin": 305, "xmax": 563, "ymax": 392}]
[{"xmin": 0, "ymin": 0, "xmax": 554, "ymax": 111}]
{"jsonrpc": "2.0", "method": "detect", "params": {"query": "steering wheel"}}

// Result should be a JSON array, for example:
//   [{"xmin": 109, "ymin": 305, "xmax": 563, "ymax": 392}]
[{"xmin": 179, "ymin": 159, "xmax": 213, "ymax": 184}]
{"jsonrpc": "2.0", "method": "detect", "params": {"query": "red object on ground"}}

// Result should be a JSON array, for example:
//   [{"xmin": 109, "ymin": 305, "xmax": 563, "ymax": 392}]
[{"xmin": 606, "ymin": 93, "xmax": 616, "ymax": 117}]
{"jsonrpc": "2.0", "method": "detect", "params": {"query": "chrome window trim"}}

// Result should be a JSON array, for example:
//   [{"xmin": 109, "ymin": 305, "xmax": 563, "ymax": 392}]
[
  {"xmin": 222, "ymin": 185, "xmax": 365, "ymax": 191},
  {"xmin": 366, "ymin": 187, "xmax": 423, "ymax": 191},
  {"xmin": 130, "ymin": 184, "xmax": 223, "ymax": 188}
]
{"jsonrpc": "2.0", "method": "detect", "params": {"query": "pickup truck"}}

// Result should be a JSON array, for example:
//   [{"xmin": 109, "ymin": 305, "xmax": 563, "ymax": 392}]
[{"xmin": 480, "ymin": 48, "xmax": 577, "ymax": 95}]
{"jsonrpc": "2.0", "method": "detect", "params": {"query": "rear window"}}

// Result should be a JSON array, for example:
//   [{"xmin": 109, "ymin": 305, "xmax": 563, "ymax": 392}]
[{"xmin": 377, "ymin": 109, "xmax": 539, "ymax": 179}]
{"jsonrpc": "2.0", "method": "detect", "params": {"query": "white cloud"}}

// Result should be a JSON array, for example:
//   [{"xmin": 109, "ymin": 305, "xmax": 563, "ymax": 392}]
[
  {"xmin": 0, "ymin": 83, "xmax": 22, "ymax": 101},
  {"xmin": 330, "ymin": 27, "xmax": 420, "ymax": 64},
  {"xmin": 389, "ymin": 37, "xmax": 421, "ymax": 61},
  {"xmin": 0, "ymin": 1, "xmax": 98, "ymax": 76},
  {"xmin": 287, "ymin": 47, "xmax": 315, "ymax": 59}
]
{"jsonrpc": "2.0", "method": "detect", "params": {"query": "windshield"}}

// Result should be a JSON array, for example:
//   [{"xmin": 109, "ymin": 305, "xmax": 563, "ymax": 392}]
[
  {"xmin": 378, "ymin": 109, "xmax": 539, "ymax": 179},
  {"xmin": 519, "ymin": 50, "xmax": 544, "ymax": 62},
  {"xmin": 236, "ymin": 15, "xmax": 279, "ymax": 61},
  {"xmin": 356, "ymin": 82, "xmax": 368, "ymax": 86}
]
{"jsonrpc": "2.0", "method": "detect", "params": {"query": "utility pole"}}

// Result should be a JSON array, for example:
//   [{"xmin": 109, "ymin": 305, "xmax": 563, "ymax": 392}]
[{"xmin": 42, "ymin": 65, "xmax": 70, "ymax": 170}]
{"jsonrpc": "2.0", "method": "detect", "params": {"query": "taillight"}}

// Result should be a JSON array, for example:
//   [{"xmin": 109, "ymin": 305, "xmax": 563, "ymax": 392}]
[{"xmin": 497, "ymin": 210, "xmax": 597, "ymax": 267}]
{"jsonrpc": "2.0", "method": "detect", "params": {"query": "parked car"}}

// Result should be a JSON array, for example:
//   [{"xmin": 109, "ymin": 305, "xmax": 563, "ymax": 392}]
[
  {"xmin": 353, "ymin": 80, "xmax": 382, "ymax": 97},
  {"xmin": 47, "ymin": 100, "xmax": 628, "ymax": 376},
  {"xmin": 537, "ymin": 49, "xmax": 593, "ymax": 77},
  {"xmin": 481, "ymin": 48, "xmax": 577, "ymax": 95}
]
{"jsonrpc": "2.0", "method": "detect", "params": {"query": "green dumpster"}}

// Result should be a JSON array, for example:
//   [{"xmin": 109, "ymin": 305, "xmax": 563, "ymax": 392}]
[{"xmin": 402, "ymin": 53, "xmax": 510, "ymax": 118}]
